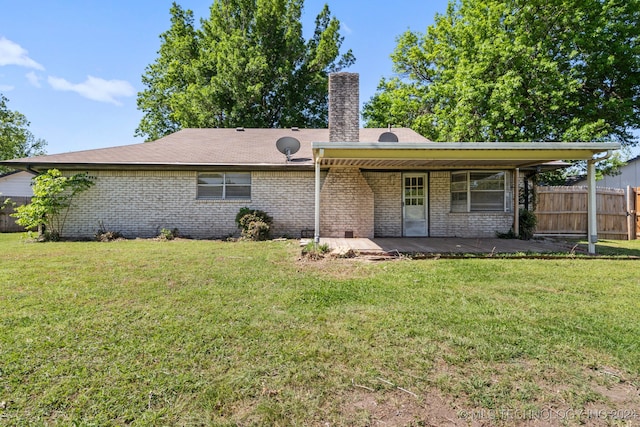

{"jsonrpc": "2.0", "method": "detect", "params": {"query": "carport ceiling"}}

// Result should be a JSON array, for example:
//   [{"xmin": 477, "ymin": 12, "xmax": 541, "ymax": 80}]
[{"xmin": 312, "ymin": 141, "xmax": 620, "ymax": 169}]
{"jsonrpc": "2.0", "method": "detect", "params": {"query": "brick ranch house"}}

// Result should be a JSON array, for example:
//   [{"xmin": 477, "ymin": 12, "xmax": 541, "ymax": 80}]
[{"xmin": 1, "ymin": 73, "xmax": 618, "ymax": 251}]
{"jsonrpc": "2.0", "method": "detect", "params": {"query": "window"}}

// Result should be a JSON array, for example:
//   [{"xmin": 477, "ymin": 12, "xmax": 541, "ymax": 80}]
[
  {"xmin": 404, "ymin": 175, "xmax": 425, "ymax": 206},
  {"xmin": 450, "ymin": 172, "xmax": 468, "ymax": 212},
  {"xmin": 197, "ymin": 172, "xmax": 251, "ymax": 200},
  {"xmin": 451, "ymin": 171, "xmax": 506, "ymax": 212}
]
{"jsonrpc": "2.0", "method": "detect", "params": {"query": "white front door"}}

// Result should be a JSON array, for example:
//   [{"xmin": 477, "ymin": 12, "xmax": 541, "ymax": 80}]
[{"xmin": 403, "ymin": 173, "xmax": 428, "ymax": 236}]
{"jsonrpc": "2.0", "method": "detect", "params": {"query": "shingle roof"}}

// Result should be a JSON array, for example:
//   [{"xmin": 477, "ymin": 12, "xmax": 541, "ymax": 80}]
[
  {"xmin": 2, "ymin": 128, "xmax": 429, "ymax": 171},
  {"xmin": 0, "ymin": 170, "xmax": 22, "ymax": 178}
]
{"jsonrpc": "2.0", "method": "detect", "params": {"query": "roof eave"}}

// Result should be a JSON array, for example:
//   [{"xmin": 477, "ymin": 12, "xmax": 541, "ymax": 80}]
[{"xmin": 0, "ymin": 161, "xmax": 315, "ymax": 173}]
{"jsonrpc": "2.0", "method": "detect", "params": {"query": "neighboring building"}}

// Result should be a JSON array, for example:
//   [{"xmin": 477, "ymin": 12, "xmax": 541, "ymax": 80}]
[
  {"xmin": 0, "ymin": 170, "xmax": 33, "ymax": 232},
  {"xmin": 0, "ymin": 170, "xmax": 34, "ymax": 197},
  {"xmin": 573, "ymin": 155, "xmax": 640, "ymax": 189},
  {"xmin": 0, "ymin": 73, "xmax": 618, "ymax": 240}
]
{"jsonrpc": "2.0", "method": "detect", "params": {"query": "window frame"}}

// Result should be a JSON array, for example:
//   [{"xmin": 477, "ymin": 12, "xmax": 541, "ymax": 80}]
[
  {"xmin": 450, "ymin": 171, "xmax": 507, "ymax": 212},
  {"xmin": 197, "ymin": 172, "xmax": 251, "ymax": 200}
]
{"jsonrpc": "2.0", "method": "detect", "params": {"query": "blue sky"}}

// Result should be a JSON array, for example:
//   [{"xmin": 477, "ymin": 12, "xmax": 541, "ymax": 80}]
[
  {"xmin": 0, "ymin": 0, "xmax": 449, "ymax": 155},
  {"xmin": 3, "ymin": 1, "xmax": 635, "ymax": 160}
]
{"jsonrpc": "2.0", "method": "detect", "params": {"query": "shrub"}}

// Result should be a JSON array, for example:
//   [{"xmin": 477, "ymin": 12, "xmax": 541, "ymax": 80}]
[
  {"xmin": 301, "ymin": 241, "xmax": 330, "ymax": 259},
  {"xmin": 518, "ymin": 208, "xmax": 537, "ymax": 240},
  {"xmin": 159, "ymin": 228, "xmax": 179, "ymax": 240},
  {"xmin": 235, "ymin": 208, "xmax": 273, "ymax": 241},
  {"xmin": 496, "ymin": 209, "xmax": 537, "ymax": 240},
  {"xmin": 94, "ymin": 221, "xmax": 124, "ymax": 242},
  {"xmin": 12, "ymin": 169, "xmax": 95, "ymax": 241},
  {"xmin": 95, "ymin": 230, "xmax": 124, "ymax": 242},
  {"xmin": 235, "ymin": 207, "xmax": 254, "ymax": 227}
]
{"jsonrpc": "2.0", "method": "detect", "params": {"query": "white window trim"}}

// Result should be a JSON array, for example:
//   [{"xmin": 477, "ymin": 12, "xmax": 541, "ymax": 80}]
[
  {"xmin": 197, "ymin": 172, "xmax": 251, "ymax": 200},
  {"xmin": 451, "ymin": 171, "xmax": 508, "ymax": 212}
]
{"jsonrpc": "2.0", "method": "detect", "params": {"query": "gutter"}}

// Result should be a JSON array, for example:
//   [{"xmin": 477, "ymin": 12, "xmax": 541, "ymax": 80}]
[
  {"xmin": 2, "ymin": 162, "xmax": 316, "ymax": 173},
  {"xmin": 312, "ymin": 141, "xmax": 621, "ymax": 151}
]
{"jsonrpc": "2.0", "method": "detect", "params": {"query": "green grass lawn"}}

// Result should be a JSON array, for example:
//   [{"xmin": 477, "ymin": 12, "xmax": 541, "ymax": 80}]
[
  {"xmin": 1, "ymin": 233, "xmax": 639, "ymax": 426},
  {"xmin": 585, "ymin": 239, "xmax": 640, "ymax": 257}
]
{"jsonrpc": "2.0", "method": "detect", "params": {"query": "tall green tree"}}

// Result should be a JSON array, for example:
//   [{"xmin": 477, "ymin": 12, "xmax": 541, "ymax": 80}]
[
  {"xmin": 136, "ymin": 3, "xmax": 199, "ymax": 141},
  {"xmin": 0, "ymin": 94, "xmax": 47, "ymax": 173},
  {"xmin": 136, "ymin": 0, "xmax": 354, "ymax": 141},
  {"xmin": 363, "ymin": 0, "xmax": 640, "ymax": 146}
]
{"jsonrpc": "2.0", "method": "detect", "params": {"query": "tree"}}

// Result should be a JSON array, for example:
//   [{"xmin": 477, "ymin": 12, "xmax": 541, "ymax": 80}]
[
  {"xmin": 135, "ymin": 4, "xmax": 199, "ymax": 141},
  {"xmin": 136, "ymin": 0, "xmax": 355, "ymax": 141},
  {"xmin": 0, "ymin": 94, "xmax": 47, "ymax": 173},
  {"xmin": 363, "ymin": 0, "xmax": 640, "ymax": 146},
  {"xmin": 12, "ymin": 169, "xmax": 95, "ymax": 241}
]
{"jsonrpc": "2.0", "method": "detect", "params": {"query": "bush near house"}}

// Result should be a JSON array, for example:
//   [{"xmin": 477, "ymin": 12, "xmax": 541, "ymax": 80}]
[
  {"xmin": 518, "ymin": 208, "xmax": 537, "ymax": 240},
  {"xmin": 235, "ymin": 207, "xmax": 273, "ymax": 241},
  {"xmin": 497, "ymin": 209, "xmax": 538, "ymax": 240},
  {"xmin": 11, "ymin": 169, "xmax": 94, "ymax": 241}
]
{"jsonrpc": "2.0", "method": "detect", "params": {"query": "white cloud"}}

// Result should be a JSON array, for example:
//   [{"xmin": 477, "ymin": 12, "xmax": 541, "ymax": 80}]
[
  {"xmin": 48, "ymin": 75, "xmax": 136, "ymax": 105},
  {"xmin": 341, "ymin": 22, "xmax": 353, "ymax": 35},
  {"xmin": 26, "ymin": 71, "xmax": 41, "ymax": 87},
  {"xmin": 0, "ymin": 84, "xmax": 14, "ymax": 91},
  {"xmin": 0, "ymin": 37, "xmax": 44, "ymax": 70}
]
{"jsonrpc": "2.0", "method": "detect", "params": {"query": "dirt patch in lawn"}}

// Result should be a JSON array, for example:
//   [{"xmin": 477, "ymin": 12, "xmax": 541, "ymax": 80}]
[
  {"xmin": 340, "ymin": 388, "xmax": 466, "ymax": 426},
  {"xmin": 332, "ymin": 358, "xmax": 640, "ymax": 427},
  {"xmin": 337, "ymin": 375, "xmax": 640, "ymax": 426}
]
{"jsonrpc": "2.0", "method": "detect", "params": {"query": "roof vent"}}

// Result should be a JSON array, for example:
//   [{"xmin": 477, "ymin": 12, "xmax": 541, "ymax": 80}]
[
  {"xmin": 378, "ymin": 132, "xmax": 399, "ymax": 142},
  {"xmin": 291, "ymin": 127, "xmax": 299, "ymax": 131},
  {"xmin": 236, "ymin": 127, "xmax": 244, "ymax": 132}
]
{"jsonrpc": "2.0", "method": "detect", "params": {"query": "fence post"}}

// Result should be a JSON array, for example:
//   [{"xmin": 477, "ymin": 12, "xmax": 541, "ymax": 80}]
[
  {"xmin": 634, "ymin": 187, "xmax": 640, "ymax": 239},
  {"xmin": 514, "ymin": 168, "xmax": 519, "ymax": 237},
  {"xmin": 627, "ymin": 186, "xmax": 634, "ymax": 240}
]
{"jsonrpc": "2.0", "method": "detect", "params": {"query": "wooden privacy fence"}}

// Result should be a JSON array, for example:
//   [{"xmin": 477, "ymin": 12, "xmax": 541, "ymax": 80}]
[
  {"xmin": 535, "ymin": 186, "xmax": 629, "ymax": 240},
  {"xmin": 0, "ymin": 196, "xmax": 30, "ymax": 232}
]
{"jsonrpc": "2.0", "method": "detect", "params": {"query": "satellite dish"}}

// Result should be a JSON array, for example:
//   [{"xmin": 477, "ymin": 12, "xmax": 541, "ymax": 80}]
[
  {"xmin": 378, "ymin": 132, "xmax": 399, "ymax": 142},
  {"xmin": 276, "ymin": 136, "xmax": 301, "ymax": 161}
]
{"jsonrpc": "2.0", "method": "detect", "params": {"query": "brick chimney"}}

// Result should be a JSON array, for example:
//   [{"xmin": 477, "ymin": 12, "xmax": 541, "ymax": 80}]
[{"xmin": 329, "ymin": 72, "xmax": 359, "ymax": 142}]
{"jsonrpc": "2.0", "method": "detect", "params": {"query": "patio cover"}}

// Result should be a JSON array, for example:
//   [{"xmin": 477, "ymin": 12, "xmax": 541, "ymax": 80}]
[
  {"xmin": 311, "ymin": 141, "xmax": 621, "ymax": 254},
  {"xmin": 312, "ymin": 141, "xmax": 618, "ymax": 169}
]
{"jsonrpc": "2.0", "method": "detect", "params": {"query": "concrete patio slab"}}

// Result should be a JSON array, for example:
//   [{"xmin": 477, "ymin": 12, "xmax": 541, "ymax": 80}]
[{"xmin": 316, "ymin": 237, "xmax": 581, "ymax": 255}]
